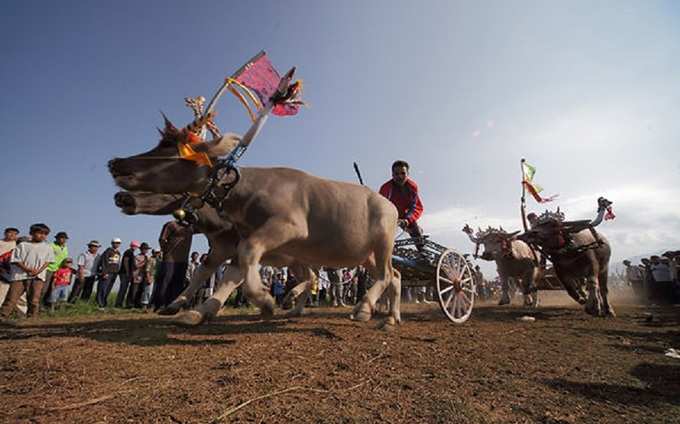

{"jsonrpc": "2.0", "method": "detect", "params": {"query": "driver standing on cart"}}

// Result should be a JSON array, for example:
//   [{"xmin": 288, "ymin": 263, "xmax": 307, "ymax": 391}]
[{"xmin": 379, "ymin": 160, "xmax": 425, "ymax": 251}]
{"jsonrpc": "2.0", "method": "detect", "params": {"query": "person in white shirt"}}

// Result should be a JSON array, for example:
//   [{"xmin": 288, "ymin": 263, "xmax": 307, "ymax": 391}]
[
  {"xmin": 1, "ymin": 224, "xmax": 55, "ymax": 320},
  {"xmin": 69, "ymin": 240, "xmax": 101, "ymax": 303}
]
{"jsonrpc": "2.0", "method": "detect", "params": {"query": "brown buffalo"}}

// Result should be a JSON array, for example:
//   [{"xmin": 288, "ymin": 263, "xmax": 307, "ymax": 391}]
[
  {"xmin": 108, "ymin": 112, "xmax": 402, "ymax": 328},
  {"xmin": 519, "ymin": 203, "xmax": 615, "ymax": 317},
  {"xmin": 463, "ymin": 225, "xmax": 542, "ymax": 307}
]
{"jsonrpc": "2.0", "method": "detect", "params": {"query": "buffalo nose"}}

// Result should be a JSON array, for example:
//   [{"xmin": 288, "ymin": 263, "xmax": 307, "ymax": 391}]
[
  {"xmin": 114, "ymin": 191, "xmax": 135, "ymax": 209},
  {"xmin": 108, "ymin": 158, "xmax": 120, "ymax": 176}
]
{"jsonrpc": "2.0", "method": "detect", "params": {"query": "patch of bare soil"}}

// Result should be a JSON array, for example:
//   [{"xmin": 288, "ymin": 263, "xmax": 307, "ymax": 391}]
[{"xmin": 0, "ymin": 292, "xmax": 679, "ymax": 423}]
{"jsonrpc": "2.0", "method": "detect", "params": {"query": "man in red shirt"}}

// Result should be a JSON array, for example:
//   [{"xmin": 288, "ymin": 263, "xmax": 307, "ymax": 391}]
[{"xmin": 379, "ymin": 160, "xmax": 425, "ymax": 247}]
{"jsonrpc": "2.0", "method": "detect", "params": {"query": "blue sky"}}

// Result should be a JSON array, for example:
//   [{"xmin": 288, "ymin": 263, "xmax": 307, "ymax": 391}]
[{"xmin": 2, "ymin": 1, "xmax": 679, "ymax": 273}]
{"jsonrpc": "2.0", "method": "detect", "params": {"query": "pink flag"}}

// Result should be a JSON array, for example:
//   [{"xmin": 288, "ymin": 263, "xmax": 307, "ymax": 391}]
[{"xmin": 233, "ymin": 52, "xmax": 300, "ymax": 116}]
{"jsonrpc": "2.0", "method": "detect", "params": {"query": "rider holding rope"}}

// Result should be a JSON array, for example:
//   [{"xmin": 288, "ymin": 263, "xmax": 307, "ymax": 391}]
[{"xmin": 379, "ymin": 160, "xmax": 425, "ymax": 249}]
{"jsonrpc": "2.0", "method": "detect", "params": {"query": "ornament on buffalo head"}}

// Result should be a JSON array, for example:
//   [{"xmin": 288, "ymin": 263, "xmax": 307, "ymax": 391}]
[{"xmin": 535, "ymin": 208, "xmax": 565, "ymax": 225}]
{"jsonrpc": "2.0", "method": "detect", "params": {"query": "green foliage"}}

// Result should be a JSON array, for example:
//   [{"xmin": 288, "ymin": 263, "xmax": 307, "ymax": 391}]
[{"xmin": 45, "ymin": 292, "xmax": 144, "ymax": 318}]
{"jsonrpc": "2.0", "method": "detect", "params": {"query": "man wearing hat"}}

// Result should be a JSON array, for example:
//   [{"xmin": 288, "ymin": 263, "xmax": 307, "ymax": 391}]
[
  {"xmin": 96, "ymin": 238, "xmax": 122, "ymax": 308},
  {"xmin": 622, "ymin": 259, "xmax": 644, "ymax": 299},
  {"xmin": 69, "ymin": 240, "xmax": 102, "ymax": 303},
  {"xmin": 42, "ymin": 231, "xmax": 69, "ymax": 306},
  {"xmin": 115, "ymin": 240, "xmax": 139, "ymax": 308}
]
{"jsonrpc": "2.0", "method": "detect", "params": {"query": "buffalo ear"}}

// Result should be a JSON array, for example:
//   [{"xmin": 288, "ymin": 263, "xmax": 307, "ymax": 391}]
[
  {"xmin": 161, "ymin": 112, "xmax": 178, "ymax": 134},
  {"xmin": 193, "ymin": 133, "xmax": 241, "ymax": 157}
]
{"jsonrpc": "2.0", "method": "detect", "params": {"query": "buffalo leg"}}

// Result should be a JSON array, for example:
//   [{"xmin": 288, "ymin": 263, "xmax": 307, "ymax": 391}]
[
  {"xmin": 173, "ymin": 264, "xmax": 242, "ymax": 326},
  {"xmin": 282, "ymin": 265, "xmax": 315, "ymax": 317},
  {"xmin": 237, "ymin": 220, "xmax": 302, "ymax": 319},
  {"xmin": 160, "ymin": 244, "xmax": 233, "ymax": 315},
  {"xmin": 584, "ymin": 276, "xmax": 603, "ymax": 317},
  {"xmin": 498, "ymin": 275, "xmax": 511, "ymax": 305},
  {"xmin": 353, "ymin": 240, "xmax": 401, "ymax": 329},
  {"xmin": 598, "ymin": 269, "xmax": 616, "ymax": 317}
]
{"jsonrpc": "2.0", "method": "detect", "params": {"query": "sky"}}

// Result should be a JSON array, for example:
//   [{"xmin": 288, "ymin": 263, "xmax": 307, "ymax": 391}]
[{"xmin": 1, "ymin": 1, "xmax": 679, "ymax": 276}]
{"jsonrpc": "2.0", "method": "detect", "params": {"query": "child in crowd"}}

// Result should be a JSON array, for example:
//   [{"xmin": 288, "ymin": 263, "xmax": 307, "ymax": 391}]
[
  {"xmin": 50, "ymin": 258, "xmax": 74, "ymax": 312},
  {"xmin": 0, "ymin": 224, "xmax": 55, "ymax": 321}
]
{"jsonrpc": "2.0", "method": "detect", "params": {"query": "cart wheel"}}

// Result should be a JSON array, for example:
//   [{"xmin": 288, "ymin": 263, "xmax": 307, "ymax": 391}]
[{"xmin": 436, "ymin": 249, "xmax": 475, "ymax": 323}]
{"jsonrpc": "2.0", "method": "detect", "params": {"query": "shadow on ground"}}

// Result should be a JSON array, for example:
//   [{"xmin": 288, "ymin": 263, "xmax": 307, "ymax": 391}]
[{"xmin": 544, "ymin": 362, "xmax": 680, "ymax": 407}]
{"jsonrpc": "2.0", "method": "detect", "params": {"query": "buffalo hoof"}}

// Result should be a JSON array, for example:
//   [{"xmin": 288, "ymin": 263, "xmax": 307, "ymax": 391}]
[
  {"xmin": 498, "ymin": 297, "xmax": 511, "ymax": 306},
  {"xmin": 605, "ymin": 307, "xmax": 617, "ymax": 318},
  {"xmin": 158, "ymin": 300, "xmax": 186, "ymax": 316},
  {"xmin": 284, "ymin": 307, "xmax": 306, "ymax": 318},
  {"xmin": 281, "ymin": 293, "xmax": 297, "ymax": 310},
  {"xmin": 351, "ymin": 302, "xmax": 372, "ymax": 322},
  {"xmin": 173, "ymin": 310, "xmax": 206, "ymax": 327},
  {"xmin": 584, "ymin": 301, "xmax": 601, "ymax": 317},
  {"xmin": 259, "ymin": 306, "xmax": 275, "ymax": 321},
  {"xmin": 378, "ymin": 316, "xmax": 398, "ymax": 332}
]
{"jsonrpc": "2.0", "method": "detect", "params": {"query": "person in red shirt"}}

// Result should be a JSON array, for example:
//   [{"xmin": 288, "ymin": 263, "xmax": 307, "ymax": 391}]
[
  {"xmin": 379, "ymin": 160, "xmax": 425, "ymax": 248},
  {"xmin": 50, "ymin": 258, "xmax": 73, "ymax": 312}
]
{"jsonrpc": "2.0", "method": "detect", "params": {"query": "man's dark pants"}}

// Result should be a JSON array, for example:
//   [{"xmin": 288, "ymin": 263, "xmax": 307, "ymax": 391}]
[
  {"xmin": 96, "ymin": 274, "xmax": 117, "ymax": 307},
  {"xmin": 80, "ymin": 276, "xmax": 97, "ymax": 302},
  {"xmin": 68, "ymin": 277, "xmax": 85, "ymax": 303},
  {"xmin": 41, "ymin": 270, "xmax": 54, "ymax": 307},
  {"xmin": 115, "ymin": 273, "xmax": 131, "ymax": 308},
  {"xmin": 151, "ymin": 262, "xmax": 188, "ymax": 310},
  {"xmin": 404, "ymin": 222, "xmax": 424, "ymax": 249},
  {"xmin": 68, "ymin": 276, "xmax": 97, "ymax": 303},
  {"xmin": 126, "ymin": 283, "xmax": 141, "ymax": 308}
]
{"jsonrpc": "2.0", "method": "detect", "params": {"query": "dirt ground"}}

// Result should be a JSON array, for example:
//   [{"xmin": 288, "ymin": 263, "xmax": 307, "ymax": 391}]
[{"xmin": 0, "ymin": 291, "xmax": 679, "ymax": 424}]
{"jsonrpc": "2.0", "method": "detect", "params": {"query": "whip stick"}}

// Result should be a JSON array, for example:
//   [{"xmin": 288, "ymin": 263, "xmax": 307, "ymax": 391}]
[{"xmin": 353, "ymin": 162, "xmax": 365, "ymax": 186}]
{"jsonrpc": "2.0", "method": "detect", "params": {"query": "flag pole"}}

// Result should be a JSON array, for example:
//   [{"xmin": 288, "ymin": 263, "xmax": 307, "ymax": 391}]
[{"xmin": 520, "ymin": 158, "xmax": 528, "ymax": 231}]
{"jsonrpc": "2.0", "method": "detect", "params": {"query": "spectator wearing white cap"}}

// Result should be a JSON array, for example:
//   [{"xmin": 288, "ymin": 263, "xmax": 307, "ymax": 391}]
[
  {"xmin": 115, "ymin": 240, "xmax": 139, "ymax": 308},
  {"xmin": 96, "ymin": 238, "xmax": 122, "ymax": 308},
  {"xmin": 69, "ymin": 240, "xmax": 101, "ymax": 303}
]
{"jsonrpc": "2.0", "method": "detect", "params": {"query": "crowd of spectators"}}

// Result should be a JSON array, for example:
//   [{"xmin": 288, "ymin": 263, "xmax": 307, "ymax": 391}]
[
  {"xmin": 623, "ymin": 251, "xmax": 680, "ymax": 304},
  {"xmin": 7, "ymin": 220, "xmax": 673, "ymax": 324},
  {"xmin": 0, "ymin": 222, "xmax": 384, "ymax": 323},
  {"xmin": 0, "ymin": 225, "xmax": 171, "ymax": 323}
]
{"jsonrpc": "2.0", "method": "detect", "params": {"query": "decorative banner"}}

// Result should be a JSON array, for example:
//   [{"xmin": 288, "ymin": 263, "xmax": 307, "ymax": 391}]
[
  {"xmin": 522, "ymin": 161, "xmax": 558, "ymax": 203},
  {"xmin": 232, "ymin": 53, "xmax": 303, "ymax": 116}
]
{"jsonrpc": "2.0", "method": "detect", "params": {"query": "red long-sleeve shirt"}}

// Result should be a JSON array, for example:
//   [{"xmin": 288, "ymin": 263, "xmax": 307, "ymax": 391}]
[{"xmin": 379, "ymin": 179, "xmax": 424, "ymax": 225}]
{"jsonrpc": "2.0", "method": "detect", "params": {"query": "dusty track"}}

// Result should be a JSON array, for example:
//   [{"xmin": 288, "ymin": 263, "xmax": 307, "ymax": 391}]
[{"xmin": 1, "ymin": 292, "xmax": 678, "ymax": 423}]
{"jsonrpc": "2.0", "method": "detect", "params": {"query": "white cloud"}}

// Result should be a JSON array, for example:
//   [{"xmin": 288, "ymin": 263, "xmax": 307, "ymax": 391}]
[{"xmin": 557, "ymin": 184, "xmax": 680, "ymax": 261}]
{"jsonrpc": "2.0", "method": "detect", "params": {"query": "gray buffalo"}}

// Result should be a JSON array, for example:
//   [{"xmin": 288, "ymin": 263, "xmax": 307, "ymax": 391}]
[
  {"xmin": 108, "ymin": 112, "xmax": 403, "ymax": 329},
  {"xmin": 114, "ymin": 191, "xmax": 317, "ymax": 324}
]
